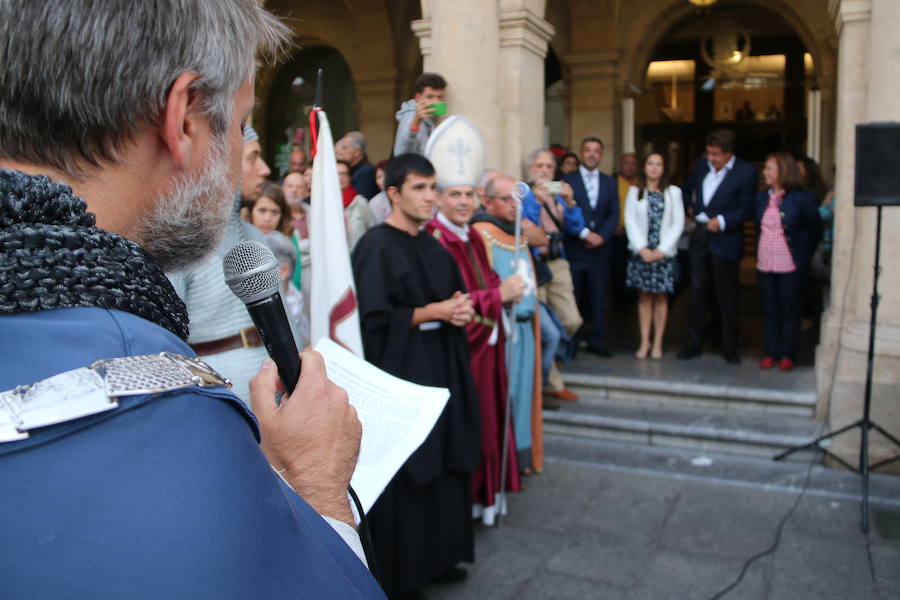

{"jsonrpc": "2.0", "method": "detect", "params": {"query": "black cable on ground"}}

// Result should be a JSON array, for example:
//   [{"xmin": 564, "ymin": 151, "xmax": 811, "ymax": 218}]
[{"xmin": 706, "ymin": 432, "xmax": 823, "ymax": 600}]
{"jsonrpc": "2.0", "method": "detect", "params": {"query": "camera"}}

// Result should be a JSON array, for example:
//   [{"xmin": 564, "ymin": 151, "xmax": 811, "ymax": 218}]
[{"xmin": 547, "ymin": 232, "xmax": 564, "ymax": 260}]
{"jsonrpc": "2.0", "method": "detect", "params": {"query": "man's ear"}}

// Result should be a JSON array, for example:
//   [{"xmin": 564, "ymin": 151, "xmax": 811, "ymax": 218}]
[
  {"xmin": 160, "ymin": 72, "xmax": 204, "ymax": 170},
  {"xmin": 386, "ymin": 186, "xmax": 400, "ymax": 206}
]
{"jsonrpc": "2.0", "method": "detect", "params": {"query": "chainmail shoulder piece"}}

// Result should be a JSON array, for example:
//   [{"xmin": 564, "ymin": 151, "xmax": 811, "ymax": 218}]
[{"xmin": 0, "ymin": 168, "xmax": 189, "ymax": 339}]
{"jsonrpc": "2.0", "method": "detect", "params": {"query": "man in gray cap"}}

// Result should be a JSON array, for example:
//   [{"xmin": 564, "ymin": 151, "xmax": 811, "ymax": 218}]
[{"xmin": 167, "ymin": 125, "xmax": 273, "ymax": 405}]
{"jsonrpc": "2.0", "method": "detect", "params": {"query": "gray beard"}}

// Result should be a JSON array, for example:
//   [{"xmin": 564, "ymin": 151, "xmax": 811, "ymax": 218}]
[{"xmin": 137, "ymin": 136, "xmax": 234, "ymax": 272}]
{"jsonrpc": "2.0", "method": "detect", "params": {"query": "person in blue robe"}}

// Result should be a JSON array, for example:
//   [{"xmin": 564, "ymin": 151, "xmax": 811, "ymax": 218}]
[{"xmin": 0, "ymin": 2, "xmax": 384, "ymax": 597}]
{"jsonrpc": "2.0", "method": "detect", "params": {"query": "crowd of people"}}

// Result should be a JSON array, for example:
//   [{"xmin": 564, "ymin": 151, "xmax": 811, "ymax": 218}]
[
  {"xmin": 240, "ymin": 81, "xmax": 833, "ymax": 399},
  {"xmin": 186, "ymin": 71, "xmax": 832, "ymax": 598},
  {"xmin": 0, "ymin": 2, "xmax": 836, "ymax": 598}
]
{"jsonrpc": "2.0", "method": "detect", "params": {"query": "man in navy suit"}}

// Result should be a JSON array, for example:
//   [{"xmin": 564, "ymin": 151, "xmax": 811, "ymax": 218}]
[
  {"xmin": 678, "ymin": 129, "xmax": 757, "ymax": 364},
  {"xmin": 562, "ymin": 137, "xmax": 619, "ymax": 356}
]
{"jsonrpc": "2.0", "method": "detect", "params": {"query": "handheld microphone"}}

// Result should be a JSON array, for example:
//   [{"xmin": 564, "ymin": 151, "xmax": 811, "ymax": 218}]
[
  {"xmin": 223, "ymin": 242, "xmax": 382, "ymax": 581},
  {"xmin": 223, "ymin": 240, "xmax": 301, "ymax": 394}
]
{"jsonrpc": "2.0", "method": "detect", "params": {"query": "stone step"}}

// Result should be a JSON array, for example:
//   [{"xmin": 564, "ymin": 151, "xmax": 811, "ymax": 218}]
[
  {"xmin": 541, "ymin": 434, "xmax": 900, "ymax": 506},
  {"xmin": 563, "ymin": 371, "xmax": 817, "ymax": 417},
  {"xmin": 542, "ymin": 399, "xmax": 827, "ymax": 460}
]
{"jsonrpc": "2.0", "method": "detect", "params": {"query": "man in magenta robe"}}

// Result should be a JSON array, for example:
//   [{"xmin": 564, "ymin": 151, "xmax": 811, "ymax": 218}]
[{"xmin": 423, "ymin": 119, "xmax": 526, "ymax": 524}]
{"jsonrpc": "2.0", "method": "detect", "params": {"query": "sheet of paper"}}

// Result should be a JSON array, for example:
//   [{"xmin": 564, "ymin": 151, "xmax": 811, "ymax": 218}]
[{"xmin": 313, "ymin": 338, "xmax": 449, "ymax": 514}]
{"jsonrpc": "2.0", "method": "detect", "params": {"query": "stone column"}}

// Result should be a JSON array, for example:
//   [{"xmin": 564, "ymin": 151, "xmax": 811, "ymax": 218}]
[
  {"xmin": 412, "ymin": 1, "xmax": 502, "ymax": 167},
  {"xmin": 354, "ymin": 71, "xmax": 397, "ymax": 161},
  {"xmin": 817, "ymin": 77, "xmax": 839, "ymax": 182},
  {"xmin": 621, "ymin": 97, "xmax": 635, "ymax": 154},
  {"xmin": 818, "ymin": 0, "xmax": 900, "ymax": 470},
  {"xmin": 806, "ymin": 88, "xmax": 822, "ymax": 162},
  {"xmin": 564, "ymin": 51, "xmax": 621, "ymax": 173},
  {"xmin": 497, "ymin": 8, "xmax": 555, "ymax": 177}
]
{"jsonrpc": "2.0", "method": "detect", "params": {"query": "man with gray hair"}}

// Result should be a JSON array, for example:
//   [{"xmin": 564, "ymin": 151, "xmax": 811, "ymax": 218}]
[
  {"xmin": 522, "ymin": 148, "xmax": 585, "ymax": 406},
  {"xmin": 472, "ymin": 174, "xmax": 544, "ymax": 475},
  {"xmin": 337, "ymin": 131, "xmax": 378, "ymax": 199},
  {"xmin": 0, "ymin": 1, "xmax": 383, "ymax": 597}
]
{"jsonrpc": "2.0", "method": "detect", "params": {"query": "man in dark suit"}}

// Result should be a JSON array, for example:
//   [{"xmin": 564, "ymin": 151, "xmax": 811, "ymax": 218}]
[
  {"xmin": 562, "ymin": 137, "xmax": 619, "ymax": 356},
  {"xmin": 678, "ymin": 129, "xmax": 757, "ymax": 364}
]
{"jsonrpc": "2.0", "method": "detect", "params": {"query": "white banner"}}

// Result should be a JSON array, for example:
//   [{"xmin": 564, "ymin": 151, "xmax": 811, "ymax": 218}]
[{"xmin": 309, "ymin": 111, "xmax": 364, "ymax": 357}]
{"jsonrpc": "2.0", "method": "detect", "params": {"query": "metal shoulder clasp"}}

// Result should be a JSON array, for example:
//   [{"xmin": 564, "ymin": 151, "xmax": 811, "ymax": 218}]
[{"xmin": 0, "ymin": 353, "xmax": 231, "ymax": 443}]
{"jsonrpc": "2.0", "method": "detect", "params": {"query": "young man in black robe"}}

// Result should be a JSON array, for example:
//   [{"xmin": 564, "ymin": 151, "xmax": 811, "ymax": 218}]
[{"xmin": 351, "ymin": 154, "xmax": 481, "ymax": 599}]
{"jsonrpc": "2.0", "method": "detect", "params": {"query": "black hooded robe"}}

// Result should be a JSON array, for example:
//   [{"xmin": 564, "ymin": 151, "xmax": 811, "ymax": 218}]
[{"xmin": 351, "ymin": 223, "xmax": 481, "ymax": 598}]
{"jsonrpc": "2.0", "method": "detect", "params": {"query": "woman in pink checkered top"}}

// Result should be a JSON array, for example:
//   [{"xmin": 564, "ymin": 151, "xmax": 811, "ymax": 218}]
[{"xmin": 755, "ymin": 152, "xmax": 822, "ymax": 371}]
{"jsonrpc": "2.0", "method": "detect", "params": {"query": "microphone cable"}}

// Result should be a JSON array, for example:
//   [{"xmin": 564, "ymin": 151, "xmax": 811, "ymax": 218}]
[
  {"xmin": 348, "ymin": 485, "xmax": 382, "ymax": 585},
  {"xmin": 223, "ymin": 241, "xmax": 382, "ymax": 586}
]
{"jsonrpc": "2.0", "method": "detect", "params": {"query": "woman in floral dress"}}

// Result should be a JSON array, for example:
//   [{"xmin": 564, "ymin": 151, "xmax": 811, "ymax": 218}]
[{"xmin": 624, "ymin": 152, "xmax": 684, "ymax": 359}]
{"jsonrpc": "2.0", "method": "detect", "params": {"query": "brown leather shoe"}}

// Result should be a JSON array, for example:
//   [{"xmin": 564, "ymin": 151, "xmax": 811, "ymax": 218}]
[{"xmin": 548, "ymin": 387, "xmax": 579, "ymax": 401}]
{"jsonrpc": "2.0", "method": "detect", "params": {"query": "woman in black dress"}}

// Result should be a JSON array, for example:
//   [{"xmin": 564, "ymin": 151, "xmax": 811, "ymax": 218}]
[{"xmin": 624, "ymin": 152, "xmax": 684, "ymax": 359}]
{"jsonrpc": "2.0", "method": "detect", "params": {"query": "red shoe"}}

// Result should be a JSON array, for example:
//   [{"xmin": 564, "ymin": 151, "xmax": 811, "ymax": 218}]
[
  {"xmin": 778, "ymin": 358, "xmax": 795, "ymax": 371},
  {"xmin": 758, "ymin": 357, "xmax": 776, "ymax": 369}
]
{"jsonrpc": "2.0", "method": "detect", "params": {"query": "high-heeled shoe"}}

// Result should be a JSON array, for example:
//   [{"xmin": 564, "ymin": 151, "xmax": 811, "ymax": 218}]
[
  {"xmin": 635, "ymin": 344, "xmax": 650, "ymax": 359},
  {"xmin": 650, "ymin": 347, "xmax": 663, "ymax": 360}
]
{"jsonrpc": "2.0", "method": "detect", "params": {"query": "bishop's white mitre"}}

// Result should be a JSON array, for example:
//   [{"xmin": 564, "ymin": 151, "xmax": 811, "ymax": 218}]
[{"xmin": 424, "ymin": 115, "xmax": 485, "ymax": 189}]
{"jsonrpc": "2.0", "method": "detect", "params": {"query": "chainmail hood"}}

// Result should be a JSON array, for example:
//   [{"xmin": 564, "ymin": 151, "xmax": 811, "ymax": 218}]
[{"xmin": 0, "ymin": 168, "xmax": 190, "ymax": 339}]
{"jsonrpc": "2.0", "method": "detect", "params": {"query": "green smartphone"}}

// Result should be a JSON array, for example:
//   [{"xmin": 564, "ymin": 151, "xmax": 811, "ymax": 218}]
[{"xmin": 429, "ymin": 101, "xmax": 447, "ymax": 116}]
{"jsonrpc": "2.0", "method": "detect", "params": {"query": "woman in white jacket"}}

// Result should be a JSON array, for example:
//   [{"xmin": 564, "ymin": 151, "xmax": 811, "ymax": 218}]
[{"xmin": 624, "ymin": 152, "xmax": 684, "ymax": 359}]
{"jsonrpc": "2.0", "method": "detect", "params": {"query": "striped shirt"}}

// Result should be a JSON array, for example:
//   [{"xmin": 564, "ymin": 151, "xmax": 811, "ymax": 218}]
[{"xmin": 167, "ymin": 199, "xmax": 271, "ymax": 406}]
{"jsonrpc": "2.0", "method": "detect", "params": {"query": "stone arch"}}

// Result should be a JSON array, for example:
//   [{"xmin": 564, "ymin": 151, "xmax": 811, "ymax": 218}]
[
  {"xmin": 256, "ymin": 0, "xmax": 399, "ymax": 160},
  {"xmin": 260, "ymin": 43, "xmax": 359, "ymax": 175},
  {"xmin": 544, "ymin": 0, "xmax": 571, "ymax": 58},
  {"xmin": 619, "ymin": 0, "xmax": 835, "ymax": 91},
  {"xmin": 388, "ymin": 0, "xmax": 423, "ymax": 108},
  {"xmin": 616, "ymin": 0, "xmax": 837, "ymax": 175},
  {"xmin": 541, "ymin": 0, "xmax": 836, "ymax": 171}
]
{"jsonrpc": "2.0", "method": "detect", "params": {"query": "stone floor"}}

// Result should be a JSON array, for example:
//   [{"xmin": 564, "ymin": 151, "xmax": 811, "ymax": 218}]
[
  {"xmin": 417, "ymin": 278, "xmax": 900, "ymax": 599},
  {"xmin": 421, "ymin": 438, "xmax": 900, "ymax": 600}
]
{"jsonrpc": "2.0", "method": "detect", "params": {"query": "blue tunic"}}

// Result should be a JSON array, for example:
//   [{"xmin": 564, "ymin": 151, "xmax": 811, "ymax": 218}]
[
  {"xmin": 0, "ymin": 307, "xmax": 384, "ymax": 599},
  {"xmin": 472, "ymin": 224, "xmax": 538, "ymax": 469}
]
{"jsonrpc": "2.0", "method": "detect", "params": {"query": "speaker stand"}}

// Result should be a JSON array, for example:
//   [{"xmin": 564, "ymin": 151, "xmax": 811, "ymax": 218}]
[{"xmin": 773, "ymin": 206, "xmax": 900, "ymax": 532}]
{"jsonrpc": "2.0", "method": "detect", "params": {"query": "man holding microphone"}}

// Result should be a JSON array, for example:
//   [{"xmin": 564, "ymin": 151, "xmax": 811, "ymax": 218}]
[{"xmin": 0, "ymin": 1, "xmax": 383, "ymax": 597}]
